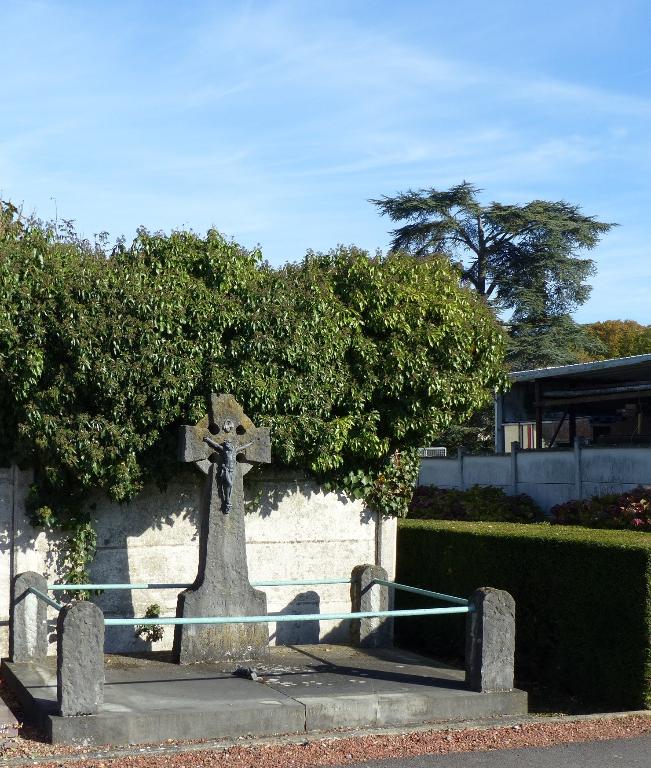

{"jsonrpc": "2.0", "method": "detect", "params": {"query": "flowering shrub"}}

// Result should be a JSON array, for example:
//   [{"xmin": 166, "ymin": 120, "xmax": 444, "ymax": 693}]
[
  {"xmin": 409, "ymin": 485, "xmax": 651, "ymax": 532},
  {"xmin": 408, "ymin": 484, "xmax": 542, "ymax": 522},
  {"xmin": 550, "ymin": 486, "xmax": 651, "ymax": 531}
]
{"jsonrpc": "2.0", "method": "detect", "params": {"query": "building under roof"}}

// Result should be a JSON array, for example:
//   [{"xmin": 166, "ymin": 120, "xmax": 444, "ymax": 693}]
[{"xmin": 495, "ymin": 353, "xmax": 651, "ymax": 452}]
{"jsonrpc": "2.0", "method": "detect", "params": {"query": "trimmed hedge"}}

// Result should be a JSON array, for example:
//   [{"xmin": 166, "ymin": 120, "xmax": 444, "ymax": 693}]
[{"xmin": 396, "ymin": 520, "xmax": 651, "ymax": 709}]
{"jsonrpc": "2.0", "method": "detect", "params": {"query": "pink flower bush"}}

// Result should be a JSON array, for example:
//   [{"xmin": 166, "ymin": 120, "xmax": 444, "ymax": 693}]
[{"xmin": 550, "ymin": 486, "xmax": 651, "ymax": 532}]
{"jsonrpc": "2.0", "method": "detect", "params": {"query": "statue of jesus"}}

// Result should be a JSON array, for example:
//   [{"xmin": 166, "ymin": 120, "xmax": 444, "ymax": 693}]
[{"xmin": 203, "ymin": 436, "xmax": 253, "ymax": 514}]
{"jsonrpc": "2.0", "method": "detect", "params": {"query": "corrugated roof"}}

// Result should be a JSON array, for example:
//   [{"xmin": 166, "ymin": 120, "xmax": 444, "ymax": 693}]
[{"xmin": 510, "ymin": 353, "xmax": 651, "ymax": 382}]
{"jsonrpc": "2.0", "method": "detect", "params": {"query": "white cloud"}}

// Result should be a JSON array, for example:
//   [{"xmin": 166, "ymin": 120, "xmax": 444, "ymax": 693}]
[
  {"xmin": 2, "ymin": 1, "xmax": 651, "ymax": 319},
  {"xmin": 520, "ymin": 78, "xmax": 651, "ymax": 118}
]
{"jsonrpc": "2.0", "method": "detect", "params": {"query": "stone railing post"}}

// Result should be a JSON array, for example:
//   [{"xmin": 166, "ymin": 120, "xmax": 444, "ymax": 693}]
[
  {"xmin": 465, "ymin": 587, "xmax": 515, "ymax": 693},
  {"xmin": 350, "ymin": 564, "xmax": 392, "ymax": 648},
  {"xmin": 11, "ymin": 571, "xmax": 49, "ymax": 662},
  {"xmin": 57, "ymin": 601, "xmax": 105, "ymax": 716}
]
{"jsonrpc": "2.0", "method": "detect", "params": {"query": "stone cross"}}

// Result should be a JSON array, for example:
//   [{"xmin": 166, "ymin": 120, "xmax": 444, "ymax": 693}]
[{"xmin": 172, "ymin": 393, "xmax": 271, "ymax": 664}]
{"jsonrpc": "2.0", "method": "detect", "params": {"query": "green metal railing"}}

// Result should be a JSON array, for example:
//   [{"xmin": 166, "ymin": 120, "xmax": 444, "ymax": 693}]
[
  {"xmin": 46, "ymin": 577, "xmax": 352, "ymax": 591},
  {"xmin": 29, "ymin": 576, "xmax": 471, "ymax": 626},
  {"xmin": 28, "ymin": 587, "xmax": 65, "ymax": 611},
  {"xmin": 103, "ymin": 605, "xmax": 468, "ymax": 626},
  {"xmin": 373, "ymin": 579, "xmax": 469, "ymax": 607}
]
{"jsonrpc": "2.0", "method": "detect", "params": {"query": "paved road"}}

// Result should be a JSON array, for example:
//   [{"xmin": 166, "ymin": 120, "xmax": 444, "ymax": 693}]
[{"xmin": 339, "ymin": 736, "xmax": 651, "ymax": 767}]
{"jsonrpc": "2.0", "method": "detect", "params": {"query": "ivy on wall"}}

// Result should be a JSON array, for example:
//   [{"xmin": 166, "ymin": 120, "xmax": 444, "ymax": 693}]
[{"xmin": 0, "ymin": 201, "xmax": 507, "ymax": 582}]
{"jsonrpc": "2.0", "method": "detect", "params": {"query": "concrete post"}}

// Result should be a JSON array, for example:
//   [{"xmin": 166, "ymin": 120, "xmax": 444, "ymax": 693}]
[
  {"xmin": 494, "ymin": 394, "xmax": 505, "ymax": 453},
  {"xmin": 11, "ymin": 571, "xmax": 49, "ymax": 662},
  {"xmin": 350, "ymin": 564, "xmax": 392, "ymax": 648},
  {"xmin": 465, "ymin": 587, "xmax": 515, "ymax": 693},
  {"xmin": 574, "ymin": 437, "xmax": 582, "ymax": 500},
  {"xmin": 510, "ymin": 441, "xmax": 519, "ymax": 496},
  {"xmin": 57, "ymin": 601, "xmax": 105, "ymax": 716}
]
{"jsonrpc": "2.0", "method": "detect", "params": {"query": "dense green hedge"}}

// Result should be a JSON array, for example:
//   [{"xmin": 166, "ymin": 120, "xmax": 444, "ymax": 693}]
[{"xmin": 396, "ymin": 520, "xmax": 651, "ymax": 709}]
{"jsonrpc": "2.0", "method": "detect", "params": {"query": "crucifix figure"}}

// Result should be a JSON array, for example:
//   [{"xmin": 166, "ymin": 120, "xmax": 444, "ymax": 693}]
[
  {"xmin": 202, "ymin": 435, "xmax": 253, "ymax": 514},
  {"xmin": 172, "ymin": 394, "xmax": 271, "ymax": 664}
]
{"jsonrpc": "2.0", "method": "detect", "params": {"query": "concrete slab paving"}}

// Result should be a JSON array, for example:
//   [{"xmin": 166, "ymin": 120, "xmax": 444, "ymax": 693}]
[
  {"xmin": 1, "ymin": 645, "xmax": 527, "ymax": 746},
  {"xmin": 261, "ymin": 647, "xmax": 526, "ymax": 730}
]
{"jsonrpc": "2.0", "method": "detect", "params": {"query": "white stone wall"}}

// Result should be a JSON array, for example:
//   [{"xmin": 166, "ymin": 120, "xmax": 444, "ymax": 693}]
[{"xmin": 0, "ymin": 466, "xmax": 396, "ymax": 657}]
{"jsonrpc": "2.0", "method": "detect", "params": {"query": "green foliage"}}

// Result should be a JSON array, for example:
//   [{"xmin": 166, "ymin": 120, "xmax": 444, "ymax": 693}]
[
  {"xmin": 430, "ymin": 404, "xmax": 495, "ymax": 455},
  {"xmin": 0, "ymin": 201, "xmax": 507, "ymax": 578},
  {"xmin": 371, "ymin": 182, "xmax": 615, "ymax": 371},
  {"xmin": 396, "ymin": 520, "xmax": 651, "ymax": 709},
  {"xmin": 61, "ymin": 520, "xmax": 98, "ymax": 587},
  {"xmin": 408, "ymin": 485, "xmax": 542, "ymax": 522},
  {"xmin": 408, "ymin": 482, "xmax": 650, "ymax": 531},
  {"xmin": 372, "ymin": 182, "xmax": 614, "ymax": 312},
  {"xmin": 582, "ymin": 319, "xmax": 651, "ymax": 360},
  {"xmin": 337, "ymin": 449, "xmax": 420, "ymax": 518},
  {"xmin": 507, "ymin": 312, "xmax": 607, "ymax": 370},
  {"xmin": 551, "ymin": 486, "xmax": 651, "ymax": 531},
  {"xmin": 135, "ymin": 603, "xmax": 164, "ymax": 644}
]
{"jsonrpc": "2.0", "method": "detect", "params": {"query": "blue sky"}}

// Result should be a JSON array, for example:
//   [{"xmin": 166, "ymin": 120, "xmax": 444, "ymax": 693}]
[{"xmin": 2, "ymin": 0, "xmax": 651, "ymax": 322}]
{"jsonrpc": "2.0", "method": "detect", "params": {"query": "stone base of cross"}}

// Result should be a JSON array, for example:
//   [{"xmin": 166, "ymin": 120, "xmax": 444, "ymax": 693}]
[{"xmin": 172, "ymin": 394, "xmax": 271, "ymax": 664}]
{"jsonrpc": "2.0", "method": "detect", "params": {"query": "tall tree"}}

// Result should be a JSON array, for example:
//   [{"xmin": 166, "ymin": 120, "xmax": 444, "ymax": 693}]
[
  {"xmin": 507, "ymin": 312, "xmax": 607, "ymax": 370},
  {"xmin": 371, "ymin": 182, "xmax": 615, "ymax": 369},
  {"xmin": 371, "ymin": 182, "xmax": 613, "ymax": 312}
]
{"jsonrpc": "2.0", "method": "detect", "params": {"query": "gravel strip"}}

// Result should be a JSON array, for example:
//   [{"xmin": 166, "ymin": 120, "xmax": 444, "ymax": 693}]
[{"xmin": 0, "ymin": 714, "xmax": 649, "ymax": 768}]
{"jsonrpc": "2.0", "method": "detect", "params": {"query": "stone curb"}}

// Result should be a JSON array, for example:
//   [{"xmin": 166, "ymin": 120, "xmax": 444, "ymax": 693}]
[{"xmin": 0, "ymin": 711, "xmax": 648, "ymax": 767}]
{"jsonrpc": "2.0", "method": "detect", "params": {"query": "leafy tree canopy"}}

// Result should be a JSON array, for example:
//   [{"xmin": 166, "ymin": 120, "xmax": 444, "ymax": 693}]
[
  {"xmin": 0, "ymin": 201, "xmax": 507, "ymax": 550},
  {"xmin": 507, "ymin": 312, "xmax": 606, "ymax": 370},
  {"xmin": 582, "ymin": 320, "xmax": 651, "ymax": 360}
]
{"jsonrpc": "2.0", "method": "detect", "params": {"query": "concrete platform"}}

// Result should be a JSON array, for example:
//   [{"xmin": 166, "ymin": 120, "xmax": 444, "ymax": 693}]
[{"xmin": 1, "ymin": 645, "xmax": 527, "ymax": 745}]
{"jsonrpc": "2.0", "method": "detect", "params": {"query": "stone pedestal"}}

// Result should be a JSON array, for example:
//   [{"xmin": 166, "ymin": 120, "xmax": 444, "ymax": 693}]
[
  {"xmin": 351, "ymin": 564, "xmax": 393, "ymax": 648},
  {"xmin": 11, "ymin": 571, "xmax": 48, "ymax": 662},
  {"xmin": 57, "ymin": 601, "xmax": 105, "ymax": 716},
  {"xmin": 465, "ymin": 587, "xmax": 515, "ymax": 693}
]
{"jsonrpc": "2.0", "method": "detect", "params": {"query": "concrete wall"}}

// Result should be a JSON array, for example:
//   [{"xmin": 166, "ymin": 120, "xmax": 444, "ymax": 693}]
[
  {"xmin": 419, "ymin": 450, "xmax": 512, "ymax": 493},
  {"xmin": 418, "ymin": 443, "xmax": 651, "ymax": 512},
  {"xmin": 0, "ymin": 466, "xmax": 396, "ymax": 658}
]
